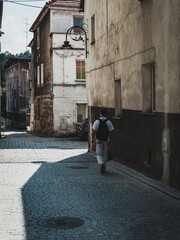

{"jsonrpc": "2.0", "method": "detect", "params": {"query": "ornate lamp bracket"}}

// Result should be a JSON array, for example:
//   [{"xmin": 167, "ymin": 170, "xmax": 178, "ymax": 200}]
[{"xmin": 62, "ymin": 26, "xmax": 88, "ymax": 58}]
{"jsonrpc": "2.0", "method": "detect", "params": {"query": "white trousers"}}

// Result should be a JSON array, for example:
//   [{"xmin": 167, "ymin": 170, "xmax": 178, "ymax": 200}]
[{"xmin": 96, "ymin": 141, "xmax": 109, "ymax": 165}]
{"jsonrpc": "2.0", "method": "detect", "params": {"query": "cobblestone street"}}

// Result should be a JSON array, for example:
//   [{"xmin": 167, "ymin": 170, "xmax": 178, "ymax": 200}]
[{"xmin": 0, "ymin": 130, "xmax": 180, "ymax": 240}]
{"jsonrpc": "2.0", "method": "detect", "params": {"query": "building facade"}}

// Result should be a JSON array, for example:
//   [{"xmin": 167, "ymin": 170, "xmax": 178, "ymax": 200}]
[
  {"xmin": 0, "ymin": 0, "xmax": 3, "ymax": 37},
  {"xmin": 0, "ymin": 0, "xmax": 4, "ymax": 137},
  {"xmin": 5, "ymin": 58, "xmax": 31, "ymax": 129},
  {"xmin": 82, "ymin": 0, "xmax": 180, "ymax": 190},
  {"xmin": 29, "ymin": 0, "xmax": 87, "ymax": 136}
]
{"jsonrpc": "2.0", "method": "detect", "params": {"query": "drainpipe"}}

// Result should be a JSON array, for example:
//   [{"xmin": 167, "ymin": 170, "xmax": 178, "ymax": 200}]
[{"xmin": 161, "ymin": 0, "xmax": 170, "ymax": 184}]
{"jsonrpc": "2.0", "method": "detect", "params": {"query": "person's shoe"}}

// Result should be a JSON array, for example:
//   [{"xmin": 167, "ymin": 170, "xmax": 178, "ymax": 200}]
[{"xmin": 101, "ymin": 163, "xmax": 105, "ymax": 174}]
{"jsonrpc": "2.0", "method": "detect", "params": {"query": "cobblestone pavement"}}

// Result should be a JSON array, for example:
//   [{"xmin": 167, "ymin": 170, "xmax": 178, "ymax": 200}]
[{"xmin": 0, "ymin": 130, "xmax": 180, "ymax": 240}]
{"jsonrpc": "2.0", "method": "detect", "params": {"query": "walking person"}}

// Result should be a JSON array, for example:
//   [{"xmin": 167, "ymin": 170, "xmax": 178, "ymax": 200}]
[{"xmin": 92, "ymin": 108, "xmax": 114, "ymax": 174}]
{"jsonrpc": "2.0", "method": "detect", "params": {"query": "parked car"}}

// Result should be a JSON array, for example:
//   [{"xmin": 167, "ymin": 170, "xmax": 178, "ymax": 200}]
[{"xmin": 76, "ymin": 118, "xmax": 88, "ymax": 141}]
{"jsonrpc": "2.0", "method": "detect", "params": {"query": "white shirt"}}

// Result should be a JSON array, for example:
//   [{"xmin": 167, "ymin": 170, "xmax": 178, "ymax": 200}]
[{"xmin": 92, "ymin": 117, "xmax": 114, "ymax": 141}]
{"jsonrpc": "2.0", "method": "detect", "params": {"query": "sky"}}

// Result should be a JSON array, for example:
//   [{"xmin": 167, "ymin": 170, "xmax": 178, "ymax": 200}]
[{"xmin": 1, "ymin": 0, "xmax": 47, "ymax": 54}]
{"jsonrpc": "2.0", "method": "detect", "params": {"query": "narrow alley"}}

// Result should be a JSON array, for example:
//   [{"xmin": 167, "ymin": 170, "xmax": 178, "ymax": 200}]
[{"xmin": 0, "ymin": 130, "xmax": 180, "ymax": 240}]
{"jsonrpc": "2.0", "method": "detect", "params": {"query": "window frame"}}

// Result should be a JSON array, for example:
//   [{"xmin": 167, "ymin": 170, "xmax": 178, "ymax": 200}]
[
  {"xmin": 91, "ymin": 14, "xmax": 95, "ymax": 44},
  {"xmin": 37, "ymin": 66, "xmax": 40, "ymax": 86},
  {"xmin": 115, "ymin": 79, "xmax": 122, "ymax": 118},
  {"xmin": 41, "ymin": 63, "xmax": 44, "ymax": 85},
  {"xmin": 76, "ymin": 60, "xmax": 86, "ymax": 80},
  {"xmin": 37, "ymin": 27, "xmax": 40, "ymax": 49},
  {"xmin": 73, "ymin": 16, "xmax": 84, "ymax": 33},
  {"xmin": 142, "ymin": 62, "xmax": 156, "ymax": 113},
  {"xmin": 76, "ymin": 103, "xmax": 87, "ymax": 123}
]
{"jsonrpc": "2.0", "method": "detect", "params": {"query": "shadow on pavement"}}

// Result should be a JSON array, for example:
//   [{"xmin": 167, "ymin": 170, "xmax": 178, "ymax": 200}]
[
  {"xmin": 20, "ymin": 151, "xmax": 180, "ymax": 240},
  {"xmin": 21, "ymin": 153, "xmax": 98, "ymax": 239}
]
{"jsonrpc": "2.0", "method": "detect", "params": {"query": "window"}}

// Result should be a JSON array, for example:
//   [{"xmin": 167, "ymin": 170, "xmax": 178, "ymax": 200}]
[
  {"xmin": 115, "ymin": 79, "xmax": 122, "ymax": 117},
  {"xmin": 37, "ymin": 27, "xmax": 40, "ymax": 49},
  {"xmin": 8, "ymin": 99, "xmax": 10, "ymax": 111},
  {"xmin": 76, "ymin": 61, "xmax": 85, "ymax": 79},
  {"xmin": 77, "ymin": 104, "xmax": 87, "ymax": 122},
  {"xmin": 20, "ymin": 97, "xmax": 25, "ymax": 109},
  {"xmin": 91, "ymin": 15, "xmax": 95, "ymax": 43},
  {"xmin": 37, "ymin": 98, "xmax": 40, "ymax": 120},
  {"xmin": 73, "ymin": 17, "xmax": 83, "ymax": 32},
  {"xmin": 34, "ymin": 67, "xmax": 36, "ymax": 82},
  {"xmin": 28, "ymin": 62, "xmax": 31, "ymax": 70},
  {"xmin": 37, "ymin": 66, "xmax": 40, "ymax": 86},
  {"xmin": 41, "ymin": 63, "xmax": 44, "ymax": 85},
  {"xmin": 142, "ymin": 63, "xmax": 155, "ymax": 113},
  {"xmin": 20, "ymin": 81, "xmax": 23, "ymax": 95},
  {"xmin": 29, "ymin": 99, "xmax": 31, "ymax": 109},
  {"xmin": 29, "ymin": 80, "xmax": 32, "ymax": 90}
]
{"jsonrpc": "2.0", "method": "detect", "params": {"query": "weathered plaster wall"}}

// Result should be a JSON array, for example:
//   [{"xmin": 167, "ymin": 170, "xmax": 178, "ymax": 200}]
[
  {"xmin": 32, "ymin": 6, "xmax": 87, "ymax": 136},
  {"xmin": 52, "ymin": 33, "xmax": 85, "ymax": 50},
  {"xmin": 39, "ymin": 12, "xmax": 52, "ymax": 95},
  {"xmin": 52, "ymin": 49, "xmax": 87, "ymax": 135},
  {"xmin": 52, "ymin": 46, "xmax": 84, "ymax": 85},
  {"xmin": 50, "ymin": 9, "xmax": 87, "ymax": 136},
  {"xmin": 51, "ymin": 10, "xmax": 71, "ymax": 33},
  {"xmin": 33, "ymin": 11, "xmax": 54, "ymax": 135},
  {"xmin": 85, "ymin": 0, "xmax": 180, "ymax": 189},
  {"xmin": 50, "ymin": 10, "xmax": 84, "ymax": 33},
  {"xmin": 53, "ymin": 85, "xmax": 87, "ymax": 134},
  {"xmin": 85, "ymin": 0, "xmax": 180, "ymax": 113}
]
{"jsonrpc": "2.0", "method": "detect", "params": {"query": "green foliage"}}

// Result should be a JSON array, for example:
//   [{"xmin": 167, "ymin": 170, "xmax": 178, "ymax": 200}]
[
  {"xmin": 0, "ymin": 51, "xmax": 15, "ymax": 69},
  {"xmin": 15, "ymin": 50, "xmax": 31, "ymax": 59},
  {"xmin": 0, "ymin": 51, "xmax": 15, "ymax": 85}
]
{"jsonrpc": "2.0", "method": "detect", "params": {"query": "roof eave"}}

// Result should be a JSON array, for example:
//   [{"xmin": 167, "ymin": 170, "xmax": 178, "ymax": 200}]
[
  {"xmin": 29, "ymin": 5, "xmax": 49, "ymax": 32},
  {"xmin": 28, "ymin": 38, "xmax": 34, "ymax": 48},
  {"xmin": 30, "ymin": 4, "xmax": 81, "ymax": 32},
  {"xmin": 48, "ymin": 5, "xmax": 81, "ymax": 11}
]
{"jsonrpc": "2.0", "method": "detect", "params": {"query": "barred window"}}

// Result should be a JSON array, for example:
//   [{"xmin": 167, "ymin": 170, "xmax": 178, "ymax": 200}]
[{"xmin": 76, "ymin": 61, "xmax": 85, "ymax": 79}]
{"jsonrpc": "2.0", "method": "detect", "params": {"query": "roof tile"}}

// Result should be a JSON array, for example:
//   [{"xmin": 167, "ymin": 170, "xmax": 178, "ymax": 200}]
[{"xmin": 46, "ymin": 0, "xmax": 80, "ymax": 8}]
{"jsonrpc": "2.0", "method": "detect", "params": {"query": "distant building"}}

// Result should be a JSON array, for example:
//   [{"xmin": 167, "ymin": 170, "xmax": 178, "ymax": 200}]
[
  {"xmin": 29, "ymin": 0, "xmax": 87, "ymax": 136},
  {"xmin": 0, "ymin": 0, "xmax": 3, "ymax": 37},
  {"xmin": 0, "ymin": 0, "xmax": 4, "ymax": 137},
  {"xmin": 5, "ymin": 58, "xmax": 31, "ymax": 129},
  {"xmin": 82, "ymin": 0, "xmax": 180, "ymax": 190}
]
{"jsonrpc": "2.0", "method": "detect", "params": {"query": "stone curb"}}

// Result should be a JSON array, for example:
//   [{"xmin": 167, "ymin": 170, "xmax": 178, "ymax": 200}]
[{"xmin": 88, "ymin": 152, "xmax": 180, "ymax": 200}]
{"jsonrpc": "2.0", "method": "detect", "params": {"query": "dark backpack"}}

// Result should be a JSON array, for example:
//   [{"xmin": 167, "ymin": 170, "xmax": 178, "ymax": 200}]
[{"xmin": 96, "ymin": 119, "xmax": 109, "ymax": 141}]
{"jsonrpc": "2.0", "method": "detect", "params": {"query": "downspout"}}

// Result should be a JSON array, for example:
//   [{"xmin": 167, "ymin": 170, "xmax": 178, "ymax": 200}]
[{"xmin": 161, "ymin": 0, "xmax": 170, "ymax": 184}]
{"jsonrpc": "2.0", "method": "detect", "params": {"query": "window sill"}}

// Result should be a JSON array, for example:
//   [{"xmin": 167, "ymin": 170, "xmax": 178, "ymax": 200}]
[
  {"xmin": 141, "ymin": 112, "xmax": 156, "ymax": 116},
  {"xmin": 75, "ymin": 79, "xmax": 86, "ymax": 83},
  {"xmin": 113, "ymin": 116, "xmax": 123, "ymax": 120}
]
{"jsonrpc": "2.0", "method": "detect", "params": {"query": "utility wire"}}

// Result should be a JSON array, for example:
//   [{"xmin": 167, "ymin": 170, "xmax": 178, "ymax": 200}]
[
  {"xmin": 4, "ymin": 0, "xmax": 43, "ymax": 8},
  {"xmin": 5, "ymin": 0, "xmax": 45, "ymax": 2}
]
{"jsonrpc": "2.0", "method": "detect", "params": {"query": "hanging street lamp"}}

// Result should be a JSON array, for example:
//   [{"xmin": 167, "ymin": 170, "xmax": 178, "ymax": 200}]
[{"xmin": 62, "ymin": 26, "xmax": 88, "ymax": 58}]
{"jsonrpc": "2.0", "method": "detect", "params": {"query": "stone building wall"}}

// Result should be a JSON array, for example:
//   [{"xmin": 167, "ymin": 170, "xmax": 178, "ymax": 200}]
[
  {"xmin": 84, "ymin": 0, "xmax": 180, "ymax": 189},
  {"xmin": 30, "ymin": 1, "xmax": 87, "ymax": 136}
]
